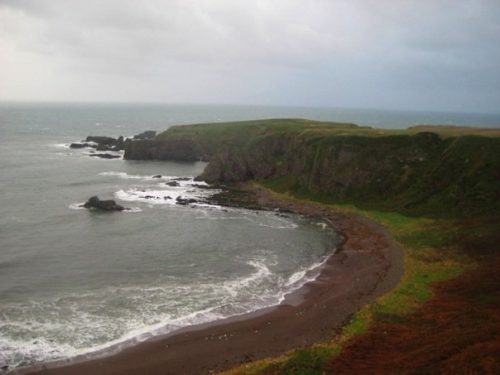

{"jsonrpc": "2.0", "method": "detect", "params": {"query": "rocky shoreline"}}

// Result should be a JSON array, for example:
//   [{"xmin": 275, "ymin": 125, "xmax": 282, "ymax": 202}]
[
  {"xmin": 69, "ymin": 131, "xmax": 157, "ymax": 159},
  {"xmin": 21, "ymin": 184, "xmax": 404, "ymax": 375}
]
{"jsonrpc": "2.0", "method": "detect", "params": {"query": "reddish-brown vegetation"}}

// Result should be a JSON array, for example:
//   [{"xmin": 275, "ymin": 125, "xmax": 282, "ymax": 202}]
[{"xmin": 326, "ymin": 220, "xmax": 500, "ymax": 374}]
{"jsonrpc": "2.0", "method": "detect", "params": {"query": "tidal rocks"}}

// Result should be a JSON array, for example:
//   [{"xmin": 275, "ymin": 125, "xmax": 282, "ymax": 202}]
[
  {"xmin": 166, "ymin": 181, "xmax": 180, "ymax": 187},
  {"xmin": 89, "ymin": 153, "xmax": 121, "ymax": 159},
  {"xmin": 152, "ymin": 175, "xmax": 162, "ymax": 178},
  {"xmin": 176, "ymin": 196, "xmax": 197, "ymax": 206},
  {"xmin": 70, "ymin": 142, "xmax": 90, "ymax": 149},
  {"xmin": 133, "ymin": 130, "xmax": 157, "ymax": 140},
  {"xmin": 86, "ymin": 136, "xmax": 117, "ymax": 145},
  {"xmin": 83, "ymin": 196, "xmax": 125, "ymax": 211},
  {"xmin": 84, "ymin": 135, "xmax": 127, "ymax": 152}
]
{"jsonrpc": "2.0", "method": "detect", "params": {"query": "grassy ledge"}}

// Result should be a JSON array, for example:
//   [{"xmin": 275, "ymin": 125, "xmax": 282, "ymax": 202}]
[{"xmin": 221, "ymin": 185, "xmax": 479, "ymax": 375}]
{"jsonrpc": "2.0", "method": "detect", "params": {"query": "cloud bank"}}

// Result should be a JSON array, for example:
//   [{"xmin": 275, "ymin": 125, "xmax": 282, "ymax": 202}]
[{"xmin": 1, "ymin": 0, "xmax": 499, "ymax": 112}]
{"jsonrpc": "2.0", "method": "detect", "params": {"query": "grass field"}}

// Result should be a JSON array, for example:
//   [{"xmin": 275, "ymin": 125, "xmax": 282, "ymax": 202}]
[
  {"xmin": 153, "ymin": 119, "xmax": 499, "ymax": 373},
  {"xmin": 222, "ymin": 187, "xmax": 499, "ymax": 374}
]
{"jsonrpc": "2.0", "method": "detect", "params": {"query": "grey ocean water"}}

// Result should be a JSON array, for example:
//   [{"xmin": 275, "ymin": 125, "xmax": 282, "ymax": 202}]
[{"xmin": 0, "ymin": 103, "xmax": 499, "ymax": 370}]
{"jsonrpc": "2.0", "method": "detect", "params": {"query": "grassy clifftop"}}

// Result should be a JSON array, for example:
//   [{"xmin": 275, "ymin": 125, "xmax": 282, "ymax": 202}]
[
  {"xmin": 127, "ymin": 119, "xmax": 500, "ymax": 217},
  {"xmin": 132, "ymin": 119, "xmax": 499, "ymax": 373}
]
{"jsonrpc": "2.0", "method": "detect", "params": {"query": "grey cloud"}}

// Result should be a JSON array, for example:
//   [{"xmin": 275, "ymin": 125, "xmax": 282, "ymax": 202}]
[{"xmin": 0, "ymin": 0, "xmax": 499, "ymax": 112}]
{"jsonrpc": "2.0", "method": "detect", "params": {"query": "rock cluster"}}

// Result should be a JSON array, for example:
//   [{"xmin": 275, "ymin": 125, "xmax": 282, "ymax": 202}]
[
  {"xmin": 70, "ymin": 131, "xmax": 157, "ymax": 155},
  {"xmin": 83, "ymin": 196, "xmax": 126, "ymax": 211}
]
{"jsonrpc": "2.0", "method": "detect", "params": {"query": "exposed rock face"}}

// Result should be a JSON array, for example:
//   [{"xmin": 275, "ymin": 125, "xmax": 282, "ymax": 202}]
[
  {"xmin": 84, "ymin": 135, "xmax": 127, "ymax": 151},
  {"xmin": 199, "ymin": 134, "xmax": 500, "ymax": 216},
  {"xmin": 70, "ymin": 143, "xmax": 89, "ymax": 149},
  {"xmin": 124, "ymin": 139, "xmax": 209, "ymax": 161},
  {"xmin": 86, "ymin": 136, "xmax": 117, "ymax": 145},
  {"xmin": 133, "ymin": 130, "xmax": 157, "ymax": 140},
  {"xmin": 89, "ymin": 153, "xmax": 121, "ymax": 159},
  {"xmin": 176, "ymin": 196, "xmax": 197, "ymax": 205},
  {"xmin": 119, "ymin": 119, "xmax": 500, "ymax": 216},
  {"xmin": 83, "ymin": 196, "xmax": 125, "ymax": 211}
]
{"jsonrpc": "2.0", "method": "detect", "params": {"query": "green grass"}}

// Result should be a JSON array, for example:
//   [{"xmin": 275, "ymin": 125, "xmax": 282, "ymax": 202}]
[
  {"xmin": 153, "ymin": 118, "xmax": 500, "ymax": 218},
  {"xmin": 222, "ymin": 187, "xmax": 473, "ymax": 375},
  {"xmin": 156, "ymin": 119, "xmax": 500, "ymax": 143}
]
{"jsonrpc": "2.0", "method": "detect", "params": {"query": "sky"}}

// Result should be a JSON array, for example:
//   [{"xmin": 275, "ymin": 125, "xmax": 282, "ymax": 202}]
[{"xmin": 0, "ymin": 0, "xmax": 499, "ymax": 113}]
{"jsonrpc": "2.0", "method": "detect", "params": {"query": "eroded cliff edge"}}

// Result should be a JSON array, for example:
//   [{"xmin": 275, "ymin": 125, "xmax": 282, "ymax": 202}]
[{"xmin": 124, "ymin": 119, "xmax": 500, "ymax": 217}]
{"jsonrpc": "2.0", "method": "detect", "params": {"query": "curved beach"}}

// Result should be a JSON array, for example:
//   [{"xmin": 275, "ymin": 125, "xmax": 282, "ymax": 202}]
[{"xmin": 22, "ymin": 187, "xmax": 404, "ymax": 375}]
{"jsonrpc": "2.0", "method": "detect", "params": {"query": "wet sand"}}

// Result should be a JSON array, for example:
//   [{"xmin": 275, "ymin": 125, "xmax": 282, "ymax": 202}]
[{"xmin": 22, "ymin": 187, "xmax": 403, "ymax": 375}]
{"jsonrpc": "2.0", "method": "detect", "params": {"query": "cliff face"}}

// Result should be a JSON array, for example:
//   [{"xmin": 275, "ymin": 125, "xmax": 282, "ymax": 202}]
[
  {"xmin": 124, "ymin": 120, "xmax": 500, "ymax": 216},
  {"xmin": 124, "ymin": 139, "xmax": 210, "ymax": 161},
  {"xmin": 202, "ymin": 133, "xmax": 499, "ymax": 216}
]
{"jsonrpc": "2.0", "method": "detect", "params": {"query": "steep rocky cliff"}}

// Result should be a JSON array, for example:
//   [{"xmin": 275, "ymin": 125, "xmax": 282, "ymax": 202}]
[
  {"xmin": 125, "ymin": 119, "xmax": 500, "ymax": 216},
  {"xmin": 124, "ymin": 139, "xmax": 210, "ymax": 161}
]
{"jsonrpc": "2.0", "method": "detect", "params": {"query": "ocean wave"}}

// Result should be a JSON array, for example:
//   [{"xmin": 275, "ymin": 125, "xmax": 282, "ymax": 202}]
[
  {"xmin": 99, "ymin": 171, "xmax": 183, "ymax": 181},
  {"xmin": 195, "ymin": 211, "xmax": 299, "ymax": 229},
  {"xmin": 114, "ymin": 184, "xmax": 217, "ymax": 207},
  {"xmin": 0, "ymin": 250, "xmax": 331, "ymax": 371},
  {"xmin": 49, "ymin": 143, "xmax": 69, "ymax": 149},
  {"xmin": 69, "ymin": 202, "xmax": 86, "ymax": 210}
]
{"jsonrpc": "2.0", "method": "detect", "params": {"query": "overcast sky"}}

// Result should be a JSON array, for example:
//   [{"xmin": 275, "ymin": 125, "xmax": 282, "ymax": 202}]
[{"xmin": 0, "ymin": 0, "xmax": 499, "ymax": 112}]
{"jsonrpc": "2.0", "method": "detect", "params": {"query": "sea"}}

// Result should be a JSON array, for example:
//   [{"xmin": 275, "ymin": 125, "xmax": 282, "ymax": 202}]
[{"xmin": 0, "ymin": 103, "xmax": 499, "ymax": 371}]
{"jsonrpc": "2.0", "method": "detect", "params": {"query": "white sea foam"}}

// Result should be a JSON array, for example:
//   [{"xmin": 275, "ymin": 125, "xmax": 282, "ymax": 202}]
[
  {"xmin": 50, "ymin": 143, "xmax": 69, "ymax": 149},
  {"xmin": 99, "ymin": 171, "xmax": 198, "ymax": 183},
  {"xmin": 69, "ymin": 202, "xmax": 85, "ymax": 210},
  {"xmin": 195, "ymin": 210, "xmax": 299, "ymax": 229},
  {"xmin": 282, "ymin": 255, "xmax": 330, "ymax": 291},
  {"xmin": 114, "ymin": 183, "xmax": 217, "ymax": 207},
  {"xmin": 99, "ymin": 171, "xmax": 145, "ymax": 179},
  {"xmin": 0, "ymin": 250, "xmax": 332, "ymax": 372},
  {"xmin": 123, "ymin": 207, "xmax": 143, "ymax": 213}
]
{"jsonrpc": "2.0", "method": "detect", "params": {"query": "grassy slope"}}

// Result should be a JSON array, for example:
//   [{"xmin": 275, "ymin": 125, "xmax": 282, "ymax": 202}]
[
  {"xmin": 158, "ymin": 119, "xmax": 499, "ymax": 373},
  {"xmin": 156, "ymin": 118, "xmax": 500, "ymax": 145},
  {"xmin": 222, "ymin": 188, "xmax": 499, "ymax": 374},
  {"xmin": 158, "ymin": 119, "xmax": 500, "ymax": 217}
]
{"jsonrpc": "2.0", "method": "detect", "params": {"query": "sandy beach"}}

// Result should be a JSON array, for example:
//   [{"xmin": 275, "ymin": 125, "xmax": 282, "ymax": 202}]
[{"xmin": 21, "ymin": 187, "xmax": 404, "ymax": 375}]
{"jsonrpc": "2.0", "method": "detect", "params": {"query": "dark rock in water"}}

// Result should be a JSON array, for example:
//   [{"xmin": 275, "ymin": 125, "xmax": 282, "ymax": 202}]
[
  {"xmin": 1, "ymin": 365, "xmax": 9, "ymax": 371},
  {"xmin": 166, "ymin": 181, "xmax": 180, "ymax": 187},
  {"xmin": 207, "ymin": 189, "xmax": 263, "ymax": 210},
  {"xmin": 89, "ymin": 153, "xmax": 121, "ymax": 159},
  {"xmin": 142, "ymin": 195, "xmax": 157, "ymax": 199},
  {"xmin": 163, "ymin": 196, "xmax": 172, "ymax": 200},
  {"xmin": 86, "ymin": 136, "xmax": 117, "ymax": 145},
  {"xmin": 114, "ymin": 136, "xmax": 125, "ymax": 150},
  {"xmin": 133, "ymin": 130, "xmax": 156, "ymax": 140},
  {"xmin": 96, "ymin": 144, "xmax": 111, "ymax": 151},
  {"xmin": 83, "ymin": 135, "xmax": 126, "ymax": 151},
  {"xmin": 176, "ymin": 196, "xmax": 197, "ymax": 205},
  {"xmin": 83, "ymin": 196, "xmax": 125, "ymax": 211},
  {"xmin": 152, "ymin": 175, "xmax": 162, "ymax": 178},
  {"xmin": 70, "ymin": 143, "xmax": 89, "ymax": 149},
  {"xmin": 191, "ymin": 184, "xmax": 218, "ymax": 189},
  {"xmin": 173, "ymin": 177, "xmax": 191, "ymax": 181}
]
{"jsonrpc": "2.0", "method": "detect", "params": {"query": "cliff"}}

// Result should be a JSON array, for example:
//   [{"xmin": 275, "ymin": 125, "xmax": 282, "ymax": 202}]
[{"xmin": 125, "ymin": 119, "xmax": 500, "ymax": 217}]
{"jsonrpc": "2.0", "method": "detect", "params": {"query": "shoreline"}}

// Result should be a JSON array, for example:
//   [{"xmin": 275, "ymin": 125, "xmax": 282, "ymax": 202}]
[{"xmin": 20, "ymin": 186, "xmax": 404, "ymax": 375}]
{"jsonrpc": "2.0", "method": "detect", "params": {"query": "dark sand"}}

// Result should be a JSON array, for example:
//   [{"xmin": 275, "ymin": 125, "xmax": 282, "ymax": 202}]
[{"xmin": 22, "ymin": 187, "xmax": 404, "ymax": 375}]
